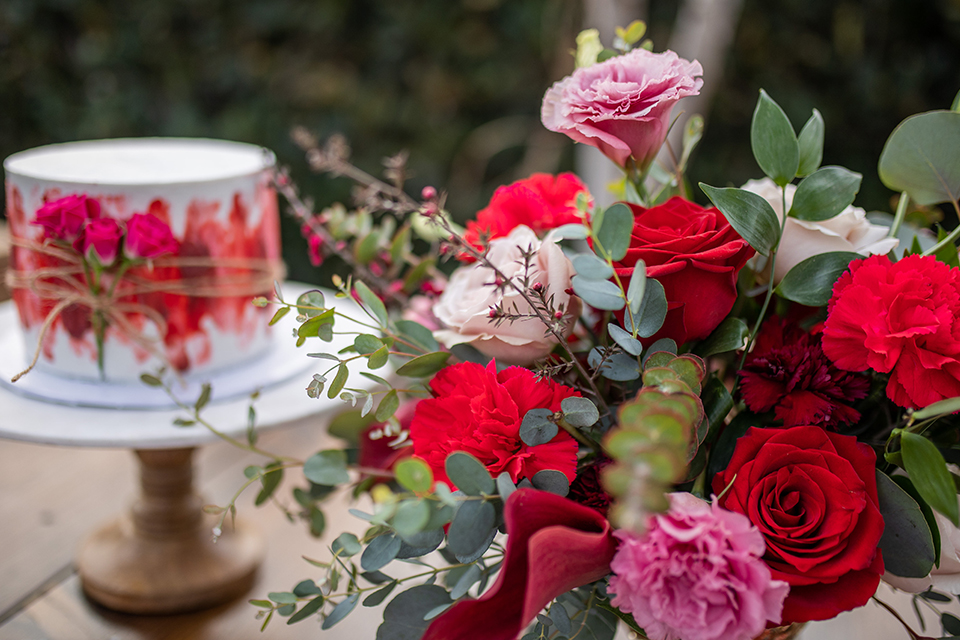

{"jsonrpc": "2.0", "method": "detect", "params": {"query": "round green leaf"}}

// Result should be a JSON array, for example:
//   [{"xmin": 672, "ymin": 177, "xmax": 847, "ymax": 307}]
[
  {"xmin": 377, "ymin": 585, "xmax": 452, "ymax": 640},
  {"xmin": 788, "ymin": 166, "xmax": 862, "ymax": 221},
  {"xmin": 699, "ymin": 184, "xmax": 781, "ymax": 256},
  {"xmin": 532, "ymin": 469, "xmax": 569, "ymax": 496},
  {"xmin": 445, "ymin": 451, "xmax": 495, "ymax": 496},
  {"xmin": 608, "ymin": 323, "xmax": 643, "ymax": 356},
  {"xmin": 560, "ymin": 396, "xmax": 600, "ymax": 428},
  {"xmin": 519, "ymin": 408, "xmax": 558, "ymax": 446},
  {"xmin": 304, "ymin": 450, "xmax": 350, "ymax": 486},
  {"xmin": 296, "ymin": 290, "xmax": 326, "ymax": 317},
  {"xmin": 571, "ymin": 275, "xmax": 625, "ymax": 311},
  {"xmin": 879, "ymin": 110, "xmax": 960, "ymax": 206},
  {"xmin": 447, "ymin": 500, "xmax": 496, "ymax": 558},
  {"xmin": 395, "ymin": 458, "xmax": 434, "ymax": 493},
  {"xmin": 573, "ymin": 253, "xmax": 614, "ymax": 280},
  {"xmin": 354, "ymin": 334, "xmax": 384, "ymax": 355},
  {"xmin": 595, "ymin": 203, "xmax": 634, "ymax": 261},
  {"xmin": 392, "ymin": 498, "xmax": 430, "ymax": 539},
  {"xmin": 775, "ymin": 251, "xmax": 862, "ymax": 307},
  {"xmin": 332, "ymin": 532, "xmax": 362, "ymax": 557},
  {"xmin": 635, "ymin": 278, "xmax": 668, "ymax": 338},
  {"xmin": 751, "ymin": 89, "xmax": 799, "ymax": 186}
]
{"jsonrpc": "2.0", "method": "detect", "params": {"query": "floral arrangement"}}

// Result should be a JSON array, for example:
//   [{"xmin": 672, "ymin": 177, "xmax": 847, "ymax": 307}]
[{"xmin": 190, "ymin": 21, "xmax": 960, "ymax": 640}]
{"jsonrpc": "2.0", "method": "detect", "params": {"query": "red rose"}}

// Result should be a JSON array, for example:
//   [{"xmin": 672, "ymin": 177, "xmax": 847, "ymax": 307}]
[
  {"xmin": 33, "ymin": 194, "xmax": 100, "ymax": 242},
  {"xmin": 124, "ymin": 212, "xmax": 179, "ymax": 259},
  {"xmin": 463, "ymin": 173, "xmax": 589, "ymax": 254},
  {"xmin": 613, "ymin": 197, "xmax": 754, "ymax": 346},
  {"xmin": 822, "ymin": 254, "xmax": 960, "ymax": 409},
  {"xmin": 73, "ymin": 217, "xmax": 124, "ymax": 266},
  {"xmin": 712, "ymin": 426, "xmax": 884, "ymax": 624},
  {"xmin": 409, "ymin": 361, "xmax": 579, "ymax": 486}
]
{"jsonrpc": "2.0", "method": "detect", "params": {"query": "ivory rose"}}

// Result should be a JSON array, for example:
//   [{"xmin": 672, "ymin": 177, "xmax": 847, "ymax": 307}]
[
  {"xmin": 541, "ymin": 47, "xmax": 702, "ymax": 171},
  {"xmin": 741, "ymin": 178, "xmax": 898, "ymax": 284},
  {"xmin": 433, "ymin": 225, "xmax": 579, "ymax": 365}
]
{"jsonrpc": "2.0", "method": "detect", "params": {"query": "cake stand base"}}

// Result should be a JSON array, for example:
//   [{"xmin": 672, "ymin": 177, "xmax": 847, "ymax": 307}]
[{"xmin": 76, "ymin": 448, "xmax": 264, "ymax": 614}]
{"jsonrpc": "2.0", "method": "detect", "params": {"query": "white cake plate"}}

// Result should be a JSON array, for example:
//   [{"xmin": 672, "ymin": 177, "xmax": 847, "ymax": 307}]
[{"xmin": 0, "ymin": 282, "xmax": 383, "ymax": 614}]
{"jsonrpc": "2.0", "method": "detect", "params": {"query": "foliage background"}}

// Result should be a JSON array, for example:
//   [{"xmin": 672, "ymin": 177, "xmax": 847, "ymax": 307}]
[{"xmin": 1, "ymin": 0, "xmax": 958, "ymax": 281}]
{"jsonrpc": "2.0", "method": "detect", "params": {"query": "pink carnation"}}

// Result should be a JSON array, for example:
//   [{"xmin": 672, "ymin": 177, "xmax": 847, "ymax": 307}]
[
  {"xmin": 609, "ymin": 493, "xmax": 788, "ymax": 640},
  {"xmin": 541, "ymin": 48, "xmax": 702, "ymax": 170}
]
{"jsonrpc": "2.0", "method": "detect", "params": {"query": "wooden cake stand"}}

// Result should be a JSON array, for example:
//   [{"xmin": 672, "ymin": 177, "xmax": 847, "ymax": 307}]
[{"xmin": 0, "ymin": 284, "xmax": 372, "ymax": 614}]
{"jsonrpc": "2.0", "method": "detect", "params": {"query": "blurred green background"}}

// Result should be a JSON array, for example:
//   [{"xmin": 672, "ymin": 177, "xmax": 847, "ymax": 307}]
[{"xmin": 2, "ymin": 0, "xmax": 958, "ymax": 282}]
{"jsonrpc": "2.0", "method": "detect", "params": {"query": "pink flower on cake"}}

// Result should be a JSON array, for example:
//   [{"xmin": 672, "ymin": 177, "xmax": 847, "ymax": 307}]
[
  {"xmin": 434, "ymin": 225, "xmax": 579, "ymax": 366},
  {"xmin": 541, "ymin": 48, "xmax": 702, "ymax": 170},
  {"xmin": 73, "ymin": 217, "xmax": 124, "ymax": 267},
  {"xmin": 33, "ymin": 193, "xmax": 101, "ymax": 242},
  {"xmin": 822, "ymin": 254, "xmax": 960, "ymax": 409},
  {"xmin": 124, "ymin": 212, "xmax": 179, "ymax": 259},
  {"xmin": 409, "ymin": 361, "xmax": 580, "ymax": 486},
  {"xmin": 608, "ymin": 492, "xmax": 788, "ymax": 640}
]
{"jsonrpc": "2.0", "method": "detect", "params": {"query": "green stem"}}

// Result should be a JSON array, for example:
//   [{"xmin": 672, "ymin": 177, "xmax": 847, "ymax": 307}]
[
  {"xmin": 888, "ymin": 191, "xmax": 910, "ymax": 239},
  {"xmin": 923, "ymin": 195, "xmax": 960, "ymax": 257}
]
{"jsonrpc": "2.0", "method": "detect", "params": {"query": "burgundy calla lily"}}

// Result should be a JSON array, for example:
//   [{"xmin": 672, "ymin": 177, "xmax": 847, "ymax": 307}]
[{"xmin": 422, "ymin": 488, "xmax": 617, "ymax": 640}]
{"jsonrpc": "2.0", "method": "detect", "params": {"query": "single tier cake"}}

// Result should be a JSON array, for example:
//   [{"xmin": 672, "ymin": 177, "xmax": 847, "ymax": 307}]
[{"xmin": 4, "ymin": 138, "xmax": 282, "ymax": 383}]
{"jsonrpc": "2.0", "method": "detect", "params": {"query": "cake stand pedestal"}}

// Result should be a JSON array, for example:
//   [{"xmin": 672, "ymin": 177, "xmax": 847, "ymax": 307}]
[{"xmin": 0, "ymin": 284, "xmax": 372, "ymax": 614}]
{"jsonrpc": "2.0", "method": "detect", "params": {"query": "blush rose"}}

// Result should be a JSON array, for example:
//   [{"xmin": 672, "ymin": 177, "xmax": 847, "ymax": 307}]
[
  {"xmin": 124, "ymin": 212, "xmax": 179, "ymax": 259},
  {"xmin": 713, "ymin": 425, "xmax": 884, "ymax": 624},
  {"xmin": 612, "ymin": 196, "xmax": 755, "ymax": 346},
  {"xmin": 741, "ymin": 178, "xmax": 898, "ymax": 284},
  {"xmin": 33, "ymin": 194, "xmax": 101, "ymax": 242},
  {"xmin": 434, "ymin": 225, "xmax": 579, "ymax": 366},
  {"xmin": 542, "ymin": 48, "xmax": 703, "ymax": 171}
]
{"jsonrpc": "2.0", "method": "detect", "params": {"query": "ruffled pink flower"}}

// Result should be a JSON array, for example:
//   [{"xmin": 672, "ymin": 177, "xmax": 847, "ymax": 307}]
[
  {"xmin": 124, "ymin": 212, "xmax": 179, "ymax": 259},
  {"xmin": 33, "ymin": 194, "xmax": 101, "ymax": 242},
  {"xmin": 609, "ymin": 492, "xmax": 788, "ymax": 640},
  {"xmin": 541, "ymin": 48, "xmax": 703, "ymax": 170}
]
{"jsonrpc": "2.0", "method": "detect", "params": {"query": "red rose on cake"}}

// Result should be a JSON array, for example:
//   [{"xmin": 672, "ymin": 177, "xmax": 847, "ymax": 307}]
[
  {"xmin": 822, "ymin": 253, "xmax": 960, "ymax": 409},
  {"xmin": 409, "ymin": 361, "xmax": 580, "ymax": 486},
  {"xmin": 612, "ymin": 196, "xmax": 755, "ymax": 346},
  {"xmin": 713, "ymin": 425, "xmax": 884, "ymax": 624}
]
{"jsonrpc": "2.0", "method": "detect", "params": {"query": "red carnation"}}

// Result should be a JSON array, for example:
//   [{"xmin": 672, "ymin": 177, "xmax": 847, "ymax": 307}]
[
  {"xmin": 462, "ymin": 173, "xmax": 589, "ymax": 254},
  {"xmin": 713, "ymin": 426, "xmax": 884, "ymax": 624},
  {"xmin": 567, "ymin": 457, "xmax": 612, "ymax": 516},
  {"xmin": 612, "ymin": 197, "xmax": 755, "ymax": 346},
  {"xmin": 740, "ymin": 316, "xmax": 868, "ymax": 429},
  {"xmin": 822, "ymin": 254, "xmax": 960, "ymax": 409},
  {"xmin": 409, "ymin": 361, "xmax": 579, "ymax": 486}
]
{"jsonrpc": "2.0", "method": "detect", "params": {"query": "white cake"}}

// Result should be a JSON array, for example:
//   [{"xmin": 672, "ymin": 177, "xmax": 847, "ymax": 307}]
[{"xmin": 4, "ymin": 138, "xmax": 282, "ymax": 383}]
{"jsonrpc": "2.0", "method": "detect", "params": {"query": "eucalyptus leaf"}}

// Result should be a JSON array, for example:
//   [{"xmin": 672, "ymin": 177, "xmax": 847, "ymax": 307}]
[
  {"xmin": 560, "ymin": 396, "xmax": 600, "ymax": 428},
  {"xmin": 751, "ymin": 89, "xmax": 799, "ymax": 186},
  {"xmin": 395, "ymin": 319, "xmax": 440, "ymax": 354},
  {"xmin": 376, "ymin": 585, "xmax": 452, "ymax": 640},
  {"xmin": 532, "ymin": 469, "xmax": 570, "ymax": 496},
  {"xmin": 322, "ymin": 593, "xmax": 359, "ymax": 630},
  {"xmin": 608, "ymin": 323, "xmax": 643, "ymax": 355},
  {"xmin": 332, "ymin": 532, "xmax": 362, "ymax": 557},
  {"xmin": 445, "ymin": 452, "xmax": 495, "ymax": 496},
  {"xmin": 496, "ymin": 472, "xmax": 517, "ymax": 503},
  {"xmin": 699, "ymin": 184, "xmax": 781, "ymax": 256},
  {"xmin": 327, "ymin": 364, "xmax": 349, "ymax": 399},
  {"xmin": 393, "ymin": 499, "xmax": 430, "ymax": 539},
  {"xmin": 776, "ymin": 251, "xmax": 861, "ymax": 307},
  {"xmin": 626, "ymin": 261, "xmax": 647, "ymax": 315},
  {"xmin": 361, "ymin": 533, "xmax": 403, "ymax": 572},
  {"xmin": 901, "ymin": 431, "xmax": 960, "ymax": 526},
  {"xmin": 797, "ymin": 109, "xmax": 825, "ymax": 177},
  {"xmin": 363, "ymin": 581, "xmax": 398, "ymax": 607},
  {"xmin": 595, "ymin": 350, "xmax": 641, "ymax": 382},
  {"xmin": 595, "ymin": 203, "xmax": 633, "ymax": 261},
  {"xmin": 354, "ymin": 280, "xmax": 389, "ymax": 327},
  {"xmin": 395, "ymin": 458, "xmax": 433, "ymax": 493},
  {"xmin": 876, "ymin": 469, "xmax": 936, "ymax": 578},
  {"xmin": 303, "ymin": 450, "xmax": 350, "ymax": 486},
  {"xmin": 397, "ymin": 528, "xmax": 445, "ymax": 558},
  {"xmin": 572, "ymin": 275, "xmax": 624, "ymax": 311},
  {"xmin": 450, "ymin": 564, "xmax": 482, "ymax": 600},
  {"xmin": 520, "ymin": 408, "xmax": 558, "ymax": 446},
  {"xmin": 287, "ymin": 596, "xmax": 324, "ymax": 625},
  {"xmin": 641, "ymin": 338, "xmax": 677, "ymax": 366},
  {"xmin": 573, "ymin": 253, "xmax": 614, "ymax": 280},
  {"xmin": 788, "ymin": 166, "xmax": 862, "ymax": 222},
  {"xmin": 551, "ymin": 223, "xmax": 590, "ymax": 240},
  {"xmin": 375, "ymin": 389, "xmax": 400, "ymax": 422},
  {"xmin": 367, "ymin": 345, "xmax": 390, "ymax": 370},
  {"xmin": 635, "ymin": 278, "xmax": 668, "ymax": 339},
  {"xmin": 879, "ymin": 110, "xmax": 960, "ymax": 206},
  {"xmin": 296, "ymin": 290, "xmax": 326, "ymax": 317},
  {"xmin": 395, "ymin": 351, "xmax": 452, "ymax": 378},
  {"xmin": 447, "ymin": 500, "xmax": 496, "ymax": 558}
]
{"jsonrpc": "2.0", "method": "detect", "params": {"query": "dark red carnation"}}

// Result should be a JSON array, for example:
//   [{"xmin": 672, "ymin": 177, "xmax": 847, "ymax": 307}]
[
  {"xmin": 567, "ymin": 457, "xmax": 613, "ymax": 516},
  {"xmin": 612, "ymin": 197, "xmax": 754, "ymax": 346},
  {"xmin": 462, "ymin": 173, "xmax": 589, "ymax": 255},
  {"xmin": 740, "ymin": 316, "xmax": 868, "ymax": 429},
  {"xmin": 409, "ymin": 361, "xmax": 579, "ymax": 486},
  {"xmin": 713, "ymin": 426, "xmax": 884, "ymax": 624},
  {"xmin": 421, "ymin": 489, "xmax": 617, "ymax": 640},
  {"xmin": 822, "ymin": 254, "xmax": 960, "ymax": 409}
]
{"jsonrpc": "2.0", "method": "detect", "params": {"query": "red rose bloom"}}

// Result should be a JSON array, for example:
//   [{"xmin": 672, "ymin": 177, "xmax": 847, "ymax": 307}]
[
  {"xmin": 33, "ymin": 193, "xmax": 101, "ymax": 242},
  {"xmin": 73, "ymin": 217, "xmax": 125, "ymax": 266},
  {"xmin": 713, "ymin": 426, "xmax": 884, "ymax": 624},
  {"xmin": 822, "ymin": 253, "xmax": 960, "ymax": 409},
  {"xmin": 612, "ymin": 197, "xmax": 754, "ymax": 346},
  {"xmin": 463, "ymin": 173, "xmax": 589, "ymax": 254},
  {"xmin": 124, "ymin": 212, "xmax": 179, "ymax": 259},
  {"xmin": 409, "ymin": 361, "xmax": 579, "ymax": 486},
  {"xmin": 740, "ymin": 316, "xmax": 869, "ymax": 429}
]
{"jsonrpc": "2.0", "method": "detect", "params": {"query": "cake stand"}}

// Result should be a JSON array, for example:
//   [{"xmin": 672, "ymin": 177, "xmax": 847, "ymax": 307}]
[{"xmin": 0, "ymin": 283, "xmax": 376, "ymax": 614}]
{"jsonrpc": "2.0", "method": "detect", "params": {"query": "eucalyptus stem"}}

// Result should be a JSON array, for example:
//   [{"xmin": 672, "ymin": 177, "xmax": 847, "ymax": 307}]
[
  {"xmin": 922, "ymin": 196, "xmax": 960, "ymax": 257},
  {"xmin": 888, "ymin": 191, "xmax": 910, "ymax": 239}
]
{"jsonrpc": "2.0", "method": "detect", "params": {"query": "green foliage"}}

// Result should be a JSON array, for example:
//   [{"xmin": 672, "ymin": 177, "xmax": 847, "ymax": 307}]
[
  {"xmin": 901, "ymin": 431, "xmax": 960, "ymax": 526},
  {"xmin": 879, "ymin": 110, "xmax": 960, "ymax": 206},
  {"xmin": 796, "ymin": 109, "xmax": 825, "ymax": 177},
  {"xmin": 776, "ymin": 251, "xmax": 862, "ymax": 306},
  {"xmin": 699, "ymin": 185, "xmax": 781, "ymax": 256},
  {"xmin": 876, "ymin": 470, "xmax": 936, "ymax": 579},
  {"xmin": 751, "ymin": 89, "xmax": 799, "ymax": 186},
  {"xmin": 788, "ymin": 166, "xmax": 862, "ymax": 221}
]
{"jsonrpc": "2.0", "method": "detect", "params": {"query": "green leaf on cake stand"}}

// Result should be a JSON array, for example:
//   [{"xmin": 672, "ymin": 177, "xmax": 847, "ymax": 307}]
[{"xmin": 879, "ymin": 110, "xmax": 960, "ymax": 206}]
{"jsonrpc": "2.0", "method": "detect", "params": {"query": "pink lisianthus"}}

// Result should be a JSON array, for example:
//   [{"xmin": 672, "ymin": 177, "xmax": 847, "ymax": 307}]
[
  {"xmin": 33, "ymin": 193, "xmax": 101, "ymax": 242},
  {"xmin": 124, "ymin": 212, "xmax": 179, "ymax": 259},
  {"xmin": 73, "ymin": 217, "xmax": 125, "ymax": 267},
  {"xmin": 609, "ymin": 492, "xmax": 789, "ymax": 640},
  {"xmin": 541, "ymin": 48, "xmax": 703, "ymax": 171}
]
